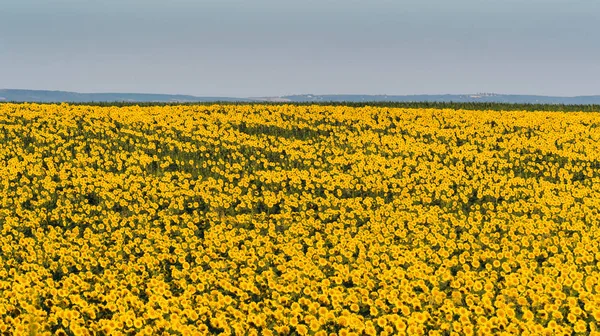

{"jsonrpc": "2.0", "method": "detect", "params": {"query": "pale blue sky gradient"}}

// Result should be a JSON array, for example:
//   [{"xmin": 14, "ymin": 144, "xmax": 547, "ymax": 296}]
[{"xmin": 1, "ymin": 0, "xmax": 599, "ymax": 96}]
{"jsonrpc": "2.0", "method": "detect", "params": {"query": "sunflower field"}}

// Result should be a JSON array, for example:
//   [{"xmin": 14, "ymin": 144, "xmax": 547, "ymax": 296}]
[{"xmin": 0, "ymin": 103, "xmax": 600, "ymax": 335}]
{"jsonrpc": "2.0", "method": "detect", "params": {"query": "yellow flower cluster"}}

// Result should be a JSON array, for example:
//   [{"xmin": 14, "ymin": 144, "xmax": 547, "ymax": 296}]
[{"xmin": 0, "ymin": 103, "xmax": 600, "ymax": 335}]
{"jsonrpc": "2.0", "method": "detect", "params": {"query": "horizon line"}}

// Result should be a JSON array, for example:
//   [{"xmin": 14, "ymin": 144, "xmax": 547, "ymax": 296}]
[{"xmin": 2, "ymin": 88, "xmax": 600, "ymax": 98}]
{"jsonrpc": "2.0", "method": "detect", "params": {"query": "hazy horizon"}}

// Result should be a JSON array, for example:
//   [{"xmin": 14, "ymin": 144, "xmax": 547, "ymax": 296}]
[
  {"xmin": 2, "ymin": 0, "xmax": 599, "ymax": 97},
  {"xmin": 4, "ymin": 88, "xmax": 600, "ymax": 99}
]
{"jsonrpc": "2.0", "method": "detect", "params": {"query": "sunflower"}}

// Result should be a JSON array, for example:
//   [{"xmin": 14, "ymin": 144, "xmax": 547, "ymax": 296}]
[{"xmin": 296, "ymin": 324, "xmax": 309, "ymax": 335}]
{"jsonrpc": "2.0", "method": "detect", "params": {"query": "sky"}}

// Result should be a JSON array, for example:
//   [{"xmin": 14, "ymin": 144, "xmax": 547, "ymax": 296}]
[{"xmin": 1, "ymin": 0, "xmax": 599, "ymax": 97}]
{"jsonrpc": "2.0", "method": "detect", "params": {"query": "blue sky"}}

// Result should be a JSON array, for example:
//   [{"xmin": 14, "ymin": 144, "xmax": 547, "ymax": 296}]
[{"xmin": 1, "ymin": 0, "xmax": 599, "ymax": 97}]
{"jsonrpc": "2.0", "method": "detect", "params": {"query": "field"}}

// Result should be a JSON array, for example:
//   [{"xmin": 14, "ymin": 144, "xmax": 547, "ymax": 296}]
[{"xmin": 1, "ymin": 103, "xmax": 600, "ymax": 335}]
